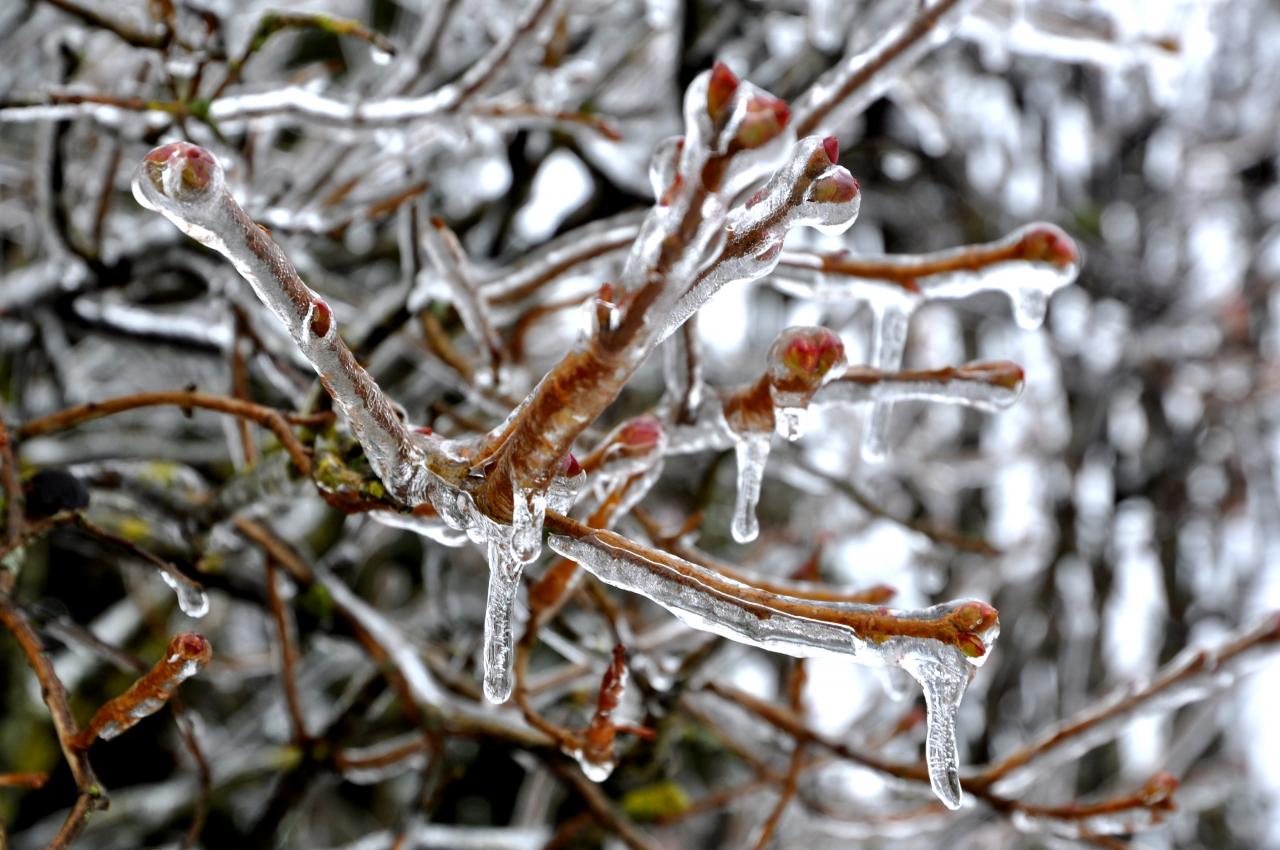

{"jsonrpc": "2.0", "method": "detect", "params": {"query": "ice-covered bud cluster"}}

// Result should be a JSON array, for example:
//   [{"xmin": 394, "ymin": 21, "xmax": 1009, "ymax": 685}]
[{"xmin": 764, "ymin": 325, "xmax": 848, "ymax": 442}]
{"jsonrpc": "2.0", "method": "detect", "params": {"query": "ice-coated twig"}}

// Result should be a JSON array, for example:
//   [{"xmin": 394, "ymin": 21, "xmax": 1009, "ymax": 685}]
[
  {"xmin": 131, "ymin": 142, "xmax": 461, "ymax": 504},
  {"xmin": 419, "ymin": 216, "xmax": 506, "ymax": 380},
  {"xmin": 70, "ymin": 632, "xmax": 212, "ymax": 749},
  {"xmin": 971, "ymin": 613, "xmax": 1280, "ymax": 795},
  {"xmin": 482, "ymin": 210, "xmax": 643, "ymax": 304},
  {"xmin": 791, "ymin": 0, "xmax": 981, "ymax": 137},
  {"xmin": 567, "ymin": 645, "xmax": 654, "ymax": 782},
  {"xmin": 772, "ymin": 223, "xmax": 1079, "ymax": 321},
  {"xmin": 72, "ymin": 515, "xmax": 210, "ymax": 618},
  {"xmin": 544, "ymin": 510, "xmax": 999, "ymax": 807},
  {"xmin": 0, "ymin": 594, "xmax": 109, "ymax": 843},
  {"xmin": 773, "ymin": 224, "xmax": 1076, "ymax": 459},
  {"xmin": 218, "ymin": 10, "xmax": 397, "ymax": 95},
  {"xmin": 1007, "ymin": 772, "xmax": 1179, "ymax": 839},
  {"xmin": 814, "ymin": 360, "xmax": 1026, "ymax": 412}
]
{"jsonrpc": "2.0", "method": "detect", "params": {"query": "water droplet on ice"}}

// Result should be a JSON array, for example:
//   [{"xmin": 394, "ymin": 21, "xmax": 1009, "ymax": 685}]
[{"xmin": 160, "ymin": 571, "xmax": 209, "ymax": 618}]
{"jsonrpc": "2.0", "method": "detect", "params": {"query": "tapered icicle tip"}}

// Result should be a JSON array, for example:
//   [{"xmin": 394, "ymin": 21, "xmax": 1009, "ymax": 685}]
[
  {"xmin": 135, "ymin": 142, "xmax": 224, "ymax": 210},
  {"xmin": 1018, "ymin": 224, "xmax": 1078, "ymax": 269}
]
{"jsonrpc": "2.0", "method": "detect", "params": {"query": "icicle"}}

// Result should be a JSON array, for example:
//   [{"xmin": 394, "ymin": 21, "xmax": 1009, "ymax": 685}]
[
  {"xmin": 482, "ymin": 533, "xmax": 522, "ymax": 703},
  {"xmin": 571, "ymin": 753, "xmax": 615, "ymax": 783},
  {"xmin": 862, "ymin": 303, "xmax": 909, "ymax": 462},
  {"xmin": 159, "ymin": 571, "xmax": 210, "ymax": 618},
  {"xmin": 730, "ymin": 432, "xmax": 771, "ymax": 544},
  {"xmin": 901, "ymin": 654, "xmax": 969, "ymax": 809}
]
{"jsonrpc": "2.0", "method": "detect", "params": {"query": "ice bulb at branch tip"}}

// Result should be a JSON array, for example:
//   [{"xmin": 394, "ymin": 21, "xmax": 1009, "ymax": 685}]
[
  {"xmin": 1018, "ymin": 223, "xmax": 1078, "ymax": 269},
  {"xmin": 171, "ymin": 632, "xmax": 213, "ymax": 665},
  {"xmin": 134, "ymin": 141, "xmax": 224, "ymax": 212},
  {"xmin": 769, "ymin": 326, "xmax": 846, "ymax": 383},
  {"xmin": 942, "ymin": 599, "xmax": 1001, "ymax": 663},
  {"xmin": 806, "ymin": 169, "xmax": 860, "ymax": 205}
]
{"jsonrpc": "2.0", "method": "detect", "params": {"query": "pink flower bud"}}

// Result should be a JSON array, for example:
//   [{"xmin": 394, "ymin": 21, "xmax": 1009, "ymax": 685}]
[
  {"xmin": 144, "ymin": 142, "xmax": 218, "ymax": 195},
  {"xmin": 733, "ymin": 95, "xmax": 790, "ymax": 150},
  {"xmin": 706, "ymin": 62, "xmax": 741, "ymax": 124},
  {"xmin": 807, "ymin": 170, "xmax": 860, "ymax": 204},
  {"xmin": 1019, "ymin": 225, "xmax": 1077, "ymax": 268},
  {"xmin": 769, "ymin": 327, "xmax": 846, "ymax": 384},
  {"xmin": 616, "ymin": 415, "xmax": 664, "ymax": 451},
  {"xmin": 822, "ymin": 136, "xmax": 839, "ymax": 164},
  {"xmin": 173, "ymin": 632, "xmax": 212, "ymax": 663},
  {"xmin": 560, "ymin": 452, "xmax": 582, "ymax": 477}
]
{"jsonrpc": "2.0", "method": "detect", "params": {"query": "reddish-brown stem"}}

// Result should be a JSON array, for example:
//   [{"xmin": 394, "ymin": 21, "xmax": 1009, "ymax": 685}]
[
  {"xmin": 71, "ymin": 632, "xmax": 212, "ymax": 750},
  {"xmin": 264, "ymin": 557, "xmax": 309, "ymax": 743},
  {"xmin": 0, "ymin": 416, "xmax": 24, "ymax": 558},
  {"xmin": 971, "ymin": 616, "xmax": 1280, "ymax": 788},
  {"xmin": 792, "ymin": 0, "xmax": 969, "ymax": 137},
  {"xmin": 545, "ymin": 510, "xmax": 995, "ymax": 654},
  {"xmin": 0, "ymin": 597, "xmax": 108, "ymax": 846},
  {"xmin": 19, "ymin": 390, "xmax": 328, "ymax": 476}
]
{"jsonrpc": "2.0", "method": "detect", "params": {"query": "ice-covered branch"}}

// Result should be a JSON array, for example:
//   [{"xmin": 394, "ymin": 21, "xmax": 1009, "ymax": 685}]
[
  {"xmin": 419, "ymin": 216, "xmax": 506, "ymax": 380},
  {"xmin": 131, "ymin": 142, "xmax": 462, "ymax": 503},
  {"xmin": 71, "ymin": 632, "xmax": 212, "ymax": 749},
  {"xmin": 773, "ymin": 223, "xmax": 1076, "ymax": 459},
  {"xmin": 972, "ymin": 614, "xmax": 1280, "ymax": 794},
  {"xmin": 814, "ymin": 360, "xmax": 1025, "ymax": 412},
  {"xmin": 792, "ymin": 0, "xmax": 981, "ymax": 137},
  {"xmin": 544, "ymin": 510, "xmax": 999, "ymax": 808}
]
